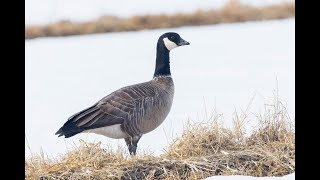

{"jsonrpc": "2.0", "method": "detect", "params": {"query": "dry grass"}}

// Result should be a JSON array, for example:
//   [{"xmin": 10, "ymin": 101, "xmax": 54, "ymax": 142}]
[
  {"xmin": 25, "ymin": 96, "xmax": 295, "ymax": 180},
  {"xmin": 25, "ymin": 0, "xmax": 295, "ymax": 39}
]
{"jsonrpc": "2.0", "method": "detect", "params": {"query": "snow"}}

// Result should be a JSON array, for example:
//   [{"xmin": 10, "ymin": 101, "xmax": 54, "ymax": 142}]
[
  {"xmin": 204, "ymin": 173, "xmax": 295, "ymax": 180},
  {"xmin": 25, "ymin": 18, "xmax": 294, "ymax": 158},
  {"xmin": 25, "ymin": 0, "xmax": 294, "ymax": 25}
]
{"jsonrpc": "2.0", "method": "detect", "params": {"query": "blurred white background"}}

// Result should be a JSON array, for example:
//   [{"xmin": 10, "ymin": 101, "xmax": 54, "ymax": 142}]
[{"xmin": 25, "ymin": 0, "xmax": 294, "ymax": 158}]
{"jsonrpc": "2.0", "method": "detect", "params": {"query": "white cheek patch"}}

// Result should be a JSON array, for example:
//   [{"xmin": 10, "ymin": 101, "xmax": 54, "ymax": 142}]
[{"xmin": 163, "ymin": 37, "xmax": 178, "ymax": 51}]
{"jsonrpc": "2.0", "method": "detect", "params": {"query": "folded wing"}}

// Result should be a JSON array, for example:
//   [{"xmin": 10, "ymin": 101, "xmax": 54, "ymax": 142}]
[{"xmin": 55, "ymin": 82, "xmax": 157, "ymax": 138}]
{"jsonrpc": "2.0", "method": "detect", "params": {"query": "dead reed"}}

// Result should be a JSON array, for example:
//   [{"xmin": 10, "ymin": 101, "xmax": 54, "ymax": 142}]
[{"xmin": 25, "ymin": 0, "xmax": 295, "ymax": 39}]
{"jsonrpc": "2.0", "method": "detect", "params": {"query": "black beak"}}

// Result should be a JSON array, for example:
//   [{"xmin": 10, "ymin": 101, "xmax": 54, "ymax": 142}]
[{"xmin": 178, "ymin": 38, "xmax": 190, "ymax": 46}]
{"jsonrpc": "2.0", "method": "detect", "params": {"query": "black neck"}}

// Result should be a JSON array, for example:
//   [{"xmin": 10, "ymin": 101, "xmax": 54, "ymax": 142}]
[{"xmin": 153, "ymin": 42, "xmax": 171, "ymax": 78}]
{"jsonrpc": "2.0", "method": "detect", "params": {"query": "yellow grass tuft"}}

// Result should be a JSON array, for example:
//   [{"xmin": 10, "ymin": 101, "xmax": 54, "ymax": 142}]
[{"xmin": 25, "ymin": 0, "xmax": 295, "ymax": 39}]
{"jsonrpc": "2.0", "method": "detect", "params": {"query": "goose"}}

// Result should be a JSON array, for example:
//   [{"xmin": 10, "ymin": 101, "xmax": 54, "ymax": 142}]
[{"xmin": 55, "ymin": 32, "xmax": 190, "ymax": 155}]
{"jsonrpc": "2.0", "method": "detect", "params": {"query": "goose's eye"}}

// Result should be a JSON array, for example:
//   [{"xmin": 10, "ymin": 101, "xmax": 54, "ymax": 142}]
[{"xmin": 171, "ymin": 36, "xmax": 175, "ymax": 40}]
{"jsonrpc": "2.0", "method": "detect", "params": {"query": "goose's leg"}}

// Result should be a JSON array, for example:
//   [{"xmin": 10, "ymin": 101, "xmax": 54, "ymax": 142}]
[
  {"xmin": 124, "ymin": 137, "xmax": 133, "ymax": 154},
  {"xmin": 131, "ymin": 134, "xmax": 142, "ymax": 155}
]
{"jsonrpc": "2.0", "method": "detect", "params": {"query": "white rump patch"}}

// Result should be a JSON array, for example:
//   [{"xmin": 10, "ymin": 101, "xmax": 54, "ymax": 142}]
[
  {"xmin": 83, "ymin": 124, "xmax": 128, "ymax": 139},
  {"xmin": 163, "ymin": 37, "xmax": 178, "ymax": 50}
]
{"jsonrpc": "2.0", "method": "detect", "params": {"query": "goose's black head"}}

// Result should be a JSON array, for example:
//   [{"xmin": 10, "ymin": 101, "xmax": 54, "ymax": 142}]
[
  {"xmin": 158, "ymin": 32, "xmax": 190, "ymax": 51},
  {"xmin": 154, "ymin": 32, "xmax": 189, "ymax": 77}
]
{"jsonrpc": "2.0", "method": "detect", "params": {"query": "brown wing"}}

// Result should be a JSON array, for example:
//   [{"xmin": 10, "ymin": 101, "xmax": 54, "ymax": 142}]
[{"xmin": 55, "ymin": 82, "xmax": 157, "ymax": 138}]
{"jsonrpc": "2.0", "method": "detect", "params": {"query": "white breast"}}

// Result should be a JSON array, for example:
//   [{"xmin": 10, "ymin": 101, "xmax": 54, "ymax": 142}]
[{"xmin": 83, "ymin": 124, "xmax": 129, "ymax": 139}]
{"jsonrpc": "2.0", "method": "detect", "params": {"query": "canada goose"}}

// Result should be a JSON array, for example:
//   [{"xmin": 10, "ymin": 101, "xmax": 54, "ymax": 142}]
[{"xmin": 55, "ymin": 32, "xmax": 190, "ymax": 155}]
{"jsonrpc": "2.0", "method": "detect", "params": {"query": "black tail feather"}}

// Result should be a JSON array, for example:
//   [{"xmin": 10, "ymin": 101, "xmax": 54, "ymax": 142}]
[
  {"xmin": 55, "ymin": 128, "xmax": 63, "ymax": 137},
  {"xmin": 55, "ymin": 126, "xmax": 85, "ymax": 138},
  {"xmin": 56, "ymin": 104, "xmax": 97, "ymax": 138}
]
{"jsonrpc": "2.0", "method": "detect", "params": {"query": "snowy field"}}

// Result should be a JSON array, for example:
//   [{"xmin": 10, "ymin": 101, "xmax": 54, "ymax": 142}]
[
  {"xmin": 25, "ymin": 0, "xmax": 294, "ymax": 25},
  {"xmin": 26, "ymin": 18, "xmax": 295, "ymax": 160},
  {"xmin": 204, "ymin": 173, "xmax": 295, "ymax": 180}
]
